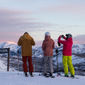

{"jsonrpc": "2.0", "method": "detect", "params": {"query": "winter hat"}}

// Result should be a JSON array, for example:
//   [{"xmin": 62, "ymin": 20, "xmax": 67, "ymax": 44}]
[
  {"xmin": 24, "ymin": 32, "xmax": 28, "ymax": 34},
  {"xmin": 45, "ymin": 32, "xmax": 50, "ymax": 36},
  {"xmin": 66, "ymin": 33, "xmax": 72, "ymax": 38}
]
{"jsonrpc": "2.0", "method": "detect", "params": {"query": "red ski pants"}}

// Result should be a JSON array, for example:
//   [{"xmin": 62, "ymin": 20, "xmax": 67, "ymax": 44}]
[{"xmin": 22, "ymin": 56, "xmax": 33, "ymax": 72}]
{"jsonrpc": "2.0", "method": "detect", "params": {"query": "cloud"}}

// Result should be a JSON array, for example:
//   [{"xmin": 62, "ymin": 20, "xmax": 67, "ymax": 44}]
[
  {"xmin": 41, "ymin": 4, "xmax": 85, "ymax": 15},
  {"xmin": 0, "ymin": 8, "xmax": 56, "ymax": 31},
  {"xmin": 73, "ymin": 35, "xmax": 85, "ymax": 44},
  {"xmin": 0, "ymin": 8, "xmax": 58, "ymax": 42},
  {"xmin": 0, "ymin": 9, "xmax": 32, "ymax": 29}
]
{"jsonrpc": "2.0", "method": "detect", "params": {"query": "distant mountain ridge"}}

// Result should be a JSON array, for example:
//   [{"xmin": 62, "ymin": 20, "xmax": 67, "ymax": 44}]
[
  {"xmin": 0, "ymin": 41, "xmax": 85, "ymax": 73},
  {"xmin": 0, "ymin": 41, "xmax": 19, "ymax": 53},
  {"xmin": 0, "ymin": 41, "xmax": 85, "ymax": 55}
]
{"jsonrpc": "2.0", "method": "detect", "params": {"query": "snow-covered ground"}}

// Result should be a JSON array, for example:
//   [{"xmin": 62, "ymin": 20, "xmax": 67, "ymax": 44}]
[
  {"xmin": 0, "ymin": 59, "xmax": 15, "ymax": 72},
  {"xmin": 0, "ymin": 60, "xmax": 7, "ymax": 71},
  {"xmin": 0, "ymin": 41, "xmax": 85, "ymax": 85},
  {"xmin": 0, "ymin": 72, "xmax": 85, "ymax": 85}
]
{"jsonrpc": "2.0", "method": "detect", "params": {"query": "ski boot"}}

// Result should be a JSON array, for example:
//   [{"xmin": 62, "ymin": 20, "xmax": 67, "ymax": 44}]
[
  {"xmin": 29, "ymin": 72, "xmax": 34, "ymax": 77},
  {"xmin": 24, "ymin": 72, "xmax": 28, "ymax": 77},
  {"xmin": 43, "ymin": 73, "xmax": 49, "ymax": 77},
  {"xmin": 71, "ymin": 75, "xmax": 74, "ymax": 78},
  {"xmin": 49, "ymin": 73, "xmax": 55, "ymax": 78},
  {"xmin": 64, "ymin": 74, "xmax": 69, "ymax": 77}
]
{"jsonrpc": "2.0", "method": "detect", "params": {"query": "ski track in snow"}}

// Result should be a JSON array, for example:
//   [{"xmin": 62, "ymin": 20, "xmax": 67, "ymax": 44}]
[{"xmin": 0, "ymin": 72, "xmax": 85, "ymax": 85}]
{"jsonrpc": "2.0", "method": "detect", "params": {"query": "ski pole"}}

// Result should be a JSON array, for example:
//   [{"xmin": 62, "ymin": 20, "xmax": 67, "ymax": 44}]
[
  {"xmin": 55, "ymin": 49, "xmax": 58, "ymax": 72},
  {"xmin": 56, "ymin": 49, "xmax": 61, "ymax": 76},
  {"xmin": 56, "ymin": 54, "xmax": 58, "ymax": 72},
  {"xmin": 33, "ymin": 50, "xmax": 36, "ymax": 72},
  {"xmin": 32, "ymin": 49, "xmax": 37, "ymax": 73},
  {"xmin": 17, "ymin": 49, "xmax": 20, "ymax": 75}
]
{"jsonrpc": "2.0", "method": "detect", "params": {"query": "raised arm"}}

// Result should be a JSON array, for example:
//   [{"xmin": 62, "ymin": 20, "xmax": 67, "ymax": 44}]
[
  {"xmin": 31, "ymin": 38, "xmax": 35, "ymax": 46},
  {"xmin": 17, "ymin": 36, "xmax": 22, "ymax": 46},
  {"xmin": 58, "ymin": 35, "xmax": 66, "ymax": 44}
]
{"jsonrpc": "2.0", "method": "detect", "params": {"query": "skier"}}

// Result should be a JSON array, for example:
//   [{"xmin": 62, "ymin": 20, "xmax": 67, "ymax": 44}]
[
  {"xmin": 42, "ymin": 32, "xmax": 55, "ymax": 78},
  {"xmin": 17, "ymin": 32, "xmax": 35, "ymax": 77},
  {"xmin": 58, "ymin": 34, "xmax": 75, "ymax": 77}
]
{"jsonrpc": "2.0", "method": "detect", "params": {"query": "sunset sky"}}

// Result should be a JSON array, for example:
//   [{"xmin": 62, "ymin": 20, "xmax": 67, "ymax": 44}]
[{"xmin": 0, "ymin": 0, "xmax": 85, "ymax": 43}]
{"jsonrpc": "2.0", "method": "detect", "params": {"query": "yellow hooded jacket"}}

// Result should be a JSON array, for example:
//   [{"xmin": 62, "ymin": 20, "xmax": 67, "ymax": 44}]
[{"xmin": 18, "ymin": 33, "xmax": 35, "ymax": 56}]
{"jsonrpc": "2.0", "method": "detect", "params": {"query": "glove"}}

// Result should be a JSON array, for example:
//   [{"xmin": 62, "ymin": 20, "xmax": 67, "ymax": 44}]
[{"xmin": 61, "ymin": 35, "xmax": 64, "ymax": 38}]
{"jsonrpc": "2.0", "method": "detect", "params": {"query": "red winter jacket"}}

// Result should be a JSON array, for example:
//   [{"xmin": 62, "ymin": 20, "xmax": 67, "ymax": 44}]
[
  {"xmin": 58, "ymin": 35, "xmax": 73, "ymax": 56},
  {"xmin": 42, "ymin": 36, "xmax": 54, "ymax": 56}
]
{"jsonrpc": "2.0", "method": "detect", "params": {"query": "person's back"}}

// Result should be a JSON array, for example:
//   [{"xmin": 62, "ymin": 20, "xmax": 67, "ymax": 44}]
[
  {"xmin": 18, "ymin": 32, "xmax": 35, "ymax": 56},
  {"xmin": 42, "ymin": 36, "xmax": 54, "ymax": 56},
  {"xmin": 42, "ymin": 32, "xmax": 55, "ymax": 78},
  {"xmin": 18, "ymin": 32, "xmax": 35, "ymax": 77}
]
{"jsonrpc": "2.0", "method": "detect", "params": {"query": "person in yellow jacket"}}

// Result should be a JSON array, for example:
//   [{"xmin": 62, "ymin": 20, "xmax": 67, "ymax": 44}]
[
  {"xmin": 18, "ymin": 32, "xmax": 35, "ymax": 77},
  {"xmin": 58, "ymin": 34, "xmax": 75, "ymax": 77}
]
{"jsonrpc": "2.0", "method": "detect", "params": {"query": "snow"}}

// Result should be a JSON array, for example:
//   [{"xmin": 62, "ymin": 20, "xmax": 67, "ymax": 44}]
[
  {"xmin": 0, "ymin": 41, "xmax": 19, "ymax": 53},
  {"xmin": 0, "ymin": 59, "xmax": 16, "ymax": 72},
  {"xmin": 0, "ymin": 60, "xmax": 7, "ymax": 71},
  {"xmin": 72, "ymin": 55, "xmax": 85, "ymax": 64},
  {"xmin": 72, "ymin": 44, "xmax": 85, "ymax": 54},
  {"xmin": 0, "ymin": 72, "xmax": 85, "ymax": 85},
  {"xmin": 0, "ymin": 42, "xmax": 85, "ymax": 85}
]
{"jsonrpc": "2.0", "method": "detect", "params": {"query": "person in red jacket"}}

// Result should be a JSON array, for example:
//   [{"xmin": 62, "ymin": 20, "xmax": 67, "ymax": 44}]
[
  {"xmin": 58, "ymin": 34, "xmax": 75, "ymax": 77},
  {"xmin": 42, "ymin": 32, "xmax": 55, "ymax": 78}
]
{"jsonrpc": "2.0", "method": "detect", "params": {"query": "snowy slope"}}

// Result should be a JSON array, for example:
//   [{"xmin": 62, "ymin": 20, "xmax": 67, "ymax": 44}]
[
  {"xmin": 72, "ymin": 44, "xmax": 85, "ymax": 54},
  {"xmin": 0, "ymin": 72, "xmax": 85, "ymax": 85},
  {"xmin": 0, "ymin": 41, "xmax": 85, "ymax": 56},
  {"xmin": 0, "ymin": 59, "xmax": 15, "ymax": 72},
  {"xmin": 0, "ymin": 59, "xmax": 7, "ymax": 71},
  {"xmin": 0, "ymin": 41, "xmax": 19, "ymax": 53},
  {"xmin": 0, "ymin": 42, "xmax": 85, "ymax": 72}
]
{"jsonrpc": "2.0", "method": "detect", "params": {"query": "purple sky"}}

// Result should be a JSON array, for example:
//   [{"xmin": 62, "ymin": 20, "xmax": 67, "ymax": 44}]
[{"xmin": 0, "ymin": 0, "xmax": 85, "ymax": 44}]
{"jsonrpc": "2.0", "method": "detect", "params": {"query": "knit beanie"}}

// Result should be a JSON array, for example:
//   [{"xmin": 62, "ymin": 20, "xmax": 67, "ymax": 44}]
[{"xmin": 45, "ymin": 32, "xmax": 50, "ymax": 36}]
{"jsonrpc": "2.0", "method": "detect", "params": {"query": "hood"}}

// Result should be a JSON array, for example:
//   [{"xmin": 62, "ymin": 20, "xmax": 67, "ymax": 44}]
[{"xmin": 23, "ymin": 33, "xmax": 32, "ymax": 40}]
